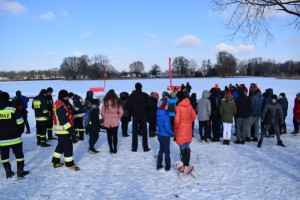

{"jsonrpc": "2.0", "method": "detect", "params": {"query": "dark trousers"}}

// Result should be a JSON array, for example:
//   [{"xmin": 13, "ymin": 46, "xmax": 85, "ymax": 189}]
[
  {"xmin": 157, "ymin": 135, "xmax": 170, "ymax": 161},
  {"xmin": 22, "ymin": 109, "xmax": 30, "ymax": 133},
  {"xmin": 132, "ymin": 114, "xmax": 149, "ymax": 151},
  {"xmin": 148, "ymin": 121, "xmax": 156, "ymax": 133},
  {"xmin": 47, "ymin": 119, "xmax": 54, "ymax": 139},
  {"xmin": 211, "ymin": 115, "xmax": 220, "ymax": 139},
  {"xmin": 0, "ymin": 142, "xmax": 25, "ymax": 169},
  {"xmin": 259, "ymin": 123, "xmax": 281, "ymax": 143},
  {"xmin": 106, "ymin": 126, "xmax": 119, "ymax": 152},
  {"xmin": 279, "ymin": 116, "xmax": 287, "ymax": 133},
  {"xmin": 169, "ymin": 116, "xmax": 174, "ymax": 131},
  {"xmin": 89, "ymin": 133, "xmax": 99, "ymax": 150},
  {"xmin": 36, "ymin": 120, "xmax": 48, "ymax": 144},
  {"xmin": 74, "ymin": 117, "xmax": 84, "ymax": 140},
  {"xmin": 293, "ymin": 117, "xmax": 298, "ymax": 132},
  {"xmin": 52, "ymin": 134, "xmax": 74, "ymax": 167},
  {"xmin": 121, "ymin": 117, "xmax": 130, "ymax": 135},
  {"xmin": 199, "ymin": 120, "xmax": 210, "ymax": 140}
]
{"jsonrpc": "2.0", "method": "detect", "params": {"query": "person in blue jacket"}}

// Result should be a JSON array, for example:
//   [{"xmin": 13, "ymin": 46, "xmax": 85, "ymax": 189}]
[
  {"xmin": 156, "ymin": 99, "xmax": 174, "ymax": 171},
  {"xmin": 167, "ymin": 92, "xmax": 177, "ymax": 131}
]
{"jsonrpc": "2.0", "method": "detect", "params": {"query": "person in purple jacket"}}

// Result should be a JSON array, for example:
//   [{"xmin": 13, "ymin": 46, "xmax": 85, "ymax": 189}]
[{"xmin": 156, "ymin": 100, "xmax": 174, "ymax": 171}]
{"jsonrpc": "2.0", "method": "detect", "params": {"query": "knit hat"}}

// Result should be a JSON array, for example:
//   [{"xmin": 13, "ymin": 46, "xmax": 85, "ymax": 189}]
[
  {"xmin": 135, "ymin": 82, "xmax": 142, "ymax": 90},
  {"xmin": 170, "ymin": 92, "xmax": 176, "ymax": 98},
  {"xmin": 150, "ymin": 92, "xmax": 159, "ymax": 100},
  {"xmin": 157, "ymin": 99, "xmax": 166, "ymax": 110},
  {"xmin": 58, "ymin": 90, "xmax": 69, "ymax": 99},
  {"xmin": 16, "ymin": 90, "xmax": 21, "ymax": 97},
  {"xmin": 40, "ymin": 89, "xmax": 47, "ymax": 96},
  {"xmin": 68, "ymin": 92, "xmax": 74, "ymax": 98},
  {"xmin": 296, "ymin": 93, "xmax": 300, "ymax": 97},
  {"xmin": 176, "ymin": 91, "xmax": 186, "ymax": 102},
  {"xmin": 271, "ymin": 94, "xmax": 277, "ymax": 100},
  {"xmin": 0, "ymin": 92, "xmax": 9, "ymax": 101},
  {"xmin": 47, "ymin": 87, "xmax": 53, "ymax": 92}
]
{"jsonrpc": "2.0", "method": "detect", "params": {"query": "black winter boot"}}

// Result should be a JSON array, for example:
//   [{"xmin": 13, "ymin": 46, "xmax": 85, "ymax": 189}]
[
  {"xmin": 180, "ymin": 149, "xmax": 186, "ymax": 166},
  {"xmin": 157, "ymin": 157, "xmax": 163, "ymax": 170},
  {"xmin": 17, "ymin": 162, "xmax": 29, "ymax": 178},
  {"xmin": 3, "ymin": 163, "xmax": 15, "ymax": 179},
  {"xmin": 277, "ymin": 141, "xmax": 286, "ymax": 147},
  {"xmin": 165, "ymin": 159, "xmax": 171, "ymax": 171},
  {"xmin": 257, "ymin": 141, "xmax": 262, "ymax": 148},
  {"xmin": 185, "ymin": 148, "xmax": 191, "ymax": 166}
]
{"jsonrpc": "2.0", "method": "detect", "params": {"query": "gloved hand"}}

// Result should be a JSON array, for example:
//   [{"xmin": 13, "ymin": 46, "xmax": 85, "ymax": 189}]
[{"xmin": 68, "ymin": 127, "xmax": 78, "ymax": 144}]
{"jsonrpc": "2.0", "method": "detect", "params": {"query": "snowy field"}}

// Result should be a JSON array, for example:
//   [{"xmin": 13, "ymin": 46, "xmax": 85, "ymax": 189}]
[{"xmin": 0, "ymin": 77, "xmax": 300, "ymax": 200}]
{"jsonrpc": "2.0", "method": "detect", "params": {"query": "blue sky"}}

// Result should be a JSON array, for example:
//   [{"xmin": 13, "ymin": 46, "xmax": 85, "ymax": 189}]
[{"xmin": 0, "ymin": 0, "xmax": 299, "ymax": 72}]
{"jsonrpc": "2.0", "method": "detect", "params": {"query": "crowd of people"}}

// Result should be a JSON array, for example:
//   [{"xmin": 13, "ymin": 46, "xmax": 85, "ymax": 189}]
[{"xmin": 1, "ymin": 81, "xmax": 300, "ymax": 179}]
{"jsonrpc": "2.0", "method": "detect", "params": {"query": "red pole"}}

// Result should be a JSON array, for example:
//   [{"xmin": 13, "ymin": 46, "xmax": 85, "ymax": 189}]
[{"xmin": 169, "ymin": 57, "xmax": 172, "ymax": 86}]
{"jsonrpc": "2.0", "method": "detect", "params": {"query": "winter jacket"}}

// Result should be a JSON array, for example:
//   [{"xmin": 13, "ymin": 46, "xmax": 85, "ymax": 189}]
[
  {"xmin": 0, "ymin": 100, "xmax": 24, "ymax": 146},
  {"xmin": 156, "ymin": 109, "xmax": 174, "ymax": 137},
  {"xmin": 261, "ymin": 102, "xmax": 284, "ymax": 125},
  {"xmin": 174, "ymin": 98, "xmax": 197, "ymax": 146},
  {"xmin": 250, "ymin": 90, "xmax": 262, "ymax": 117},
  {"xmin": 235, "ymin": 93, "xmax": 251, "ymax": 118},
  {"xmin": 147, "ymin": 96, "xmax": 158, "ymax": 124},
  {"xmin": 71, "ymin": 94, "xmax": 86, "ymax": 118},
  {"xmin": 209, "ymin": 88, "xmax": 221, "ymax": 118},
  {"xmin": 127, "ymin": 89, "xmax": 149, "ymax": 115},
  {"xmin": 196, "ymin": 90, "xmax": 211, "ymax": 121},
  {"xmin": 53, "ymin": 98, "xmax": 74, "ymax": 135},
  {"xmin": 32, "ymin": 92, "xmax": 49, "ymax": 121},
  {"xmin": 101, "ymin": 100, "xmax": 124, "ymax": 128},
  {"xmin": 167, "ymin": 98, "xmax": 177, "ymax": 117},
  {"xmin": 89, "ymin": 107, "xmax": 101, "ymax": 135},
  {"xmin": 219, "ymin": 95, "xmax": 237, "ymax": 123},
  {"xmin": 293, "ymin": 97, "xmax": 300, "ymax": 120},
  {"xmin": 14, "ymin": 95, "xmax": 29, "ymax": 109},
  {"xmin": 262, "ymin": 88, "xmax": 273, "ymax": 111},
  {"xmin": 278, "ymin": 96, "xmax": 288, "ymax": 117}
]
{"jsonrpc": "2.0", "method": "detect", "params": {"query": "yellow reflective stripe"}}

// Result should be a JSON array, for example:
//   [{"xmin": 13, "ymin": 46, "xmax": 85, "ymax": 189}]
[
  {"xmin": 16, "ymin": 158, "xmax": 24, "ymax": 162},
  {"xmin": 33, "ymin": 101, "xmax": 41, "ymax": 108},
  {"xmin": 63, "ymin": 123, "xmax": 71, "ymax": 129},
  {"xmin": 17, "ymin": 117, "xmax": 24, "ymax": 124},
  {"xmin": 54, "ymin": 131, "xmax": 69, "ymax": 134},
  {"xmin": 0, "ymin": 138, "xmax": 22, "ymax": 146},
  {"xmin": 1, "ymin": 159, "xmax": 9, "ymax": 163},
  {"xmin": 78, "ymin": 129, "xmax": 85, "ymax": 131},
  {"xmin": 36, "ymin": 117, "xmax": 48, "ymax": 121},
  {"xmin": 53, "ymin": 152, "xmax": 62, "ymax": 159},
  {"xmin": 43, "ymin": 110, "xmax": 49, "ymax": 114},
  {"xmin": 74, "ymin": 113, "xmax": 85, "ymax": 118},
  {"xmin": 47, "ymin": 128, "xmax": 53, "ymax": 131},
  {"xmin": 40, "ymin": 135, "xmax": 46, "ymax": 138},
  {"xmin": 64, "ymin": 157, "xmax": 74, "ymax": 162},
  {"xmin": 74, "ymin": 107, "xmax": 80, "ymax": 111},
  {"xmin": 3, "ymin": 107, "xmax": 16, "ymax": 111}
]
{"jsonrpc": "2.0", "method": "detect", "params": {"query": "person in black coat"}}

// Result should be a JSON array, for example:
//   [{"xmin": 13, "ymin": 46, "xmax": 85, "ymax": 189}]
[
  {"xmin": 278, "ymin": 93, "xmax": 288, "ymax": 134},
  {"xmin": 189, "ymin": 93, "xmax": 197, "ymax": 136},
  {"xmin": 127, "ymin": 83, "xmax": 151, "ymax": 152},
  {"xmin": 147, "ymin": 92, "xmax": 159, "ymax": 137},
  {"xmin": 209, "ymin": 88, "xmax": 221, "ymax": 142},
  {"xmin": 120, "ymin": 92, "xmax": 131, "ymax": 137},
  {"xmin": 87, "ymin": 99, "xmax": 101, "ymax": 153}
]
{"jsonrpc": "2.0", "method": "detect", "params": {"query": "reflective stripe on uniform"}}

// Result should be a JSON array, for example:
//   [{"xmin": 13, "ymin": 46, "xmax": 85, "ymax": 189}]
[
  {"xmin": 74, "ymin": 113, "xmax": 85, "ymax": 118},
  {"xmin": 1, "ymin": 159, "xmax": 9, "ymax": 163},
  {"xmin": 16, "ymin": 117, "xmax": 24, "ymax": 124},
  {"xmin": 0, "ymin": 138, "xmax": 22, "ymax": 146},
  {"xmin": 64, "ymin": 156, "xmax": 74, "ymax": 162},
  {"xmin": 36, "ymin": 117, "xmax": 48, "ymax": 121},
  {"xmin": 63, "ymin": 122, "xmax": 71, "ymax": 129},
  {"xmin": 16, "ymin": 158, "xmax": 25, "ymax": 162},
  {"xmin": 53, "ymin": 152, "xmax": 62, "ymax": 159}
]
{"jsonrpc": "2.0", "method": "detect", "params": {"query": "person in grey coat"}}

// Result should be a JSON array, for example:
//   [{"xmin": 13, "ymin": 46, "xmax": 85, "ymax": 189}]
[
  {"xmin": 248, "ymin": 89, "xmax": 263, "ymax": 141},
  {"xmin": 196, "ymin": 90, "xmax": 211, "ymax": 142},
  {"xmin": 258, "ymin": 95, "xmax": 285, "ymax": 148}
]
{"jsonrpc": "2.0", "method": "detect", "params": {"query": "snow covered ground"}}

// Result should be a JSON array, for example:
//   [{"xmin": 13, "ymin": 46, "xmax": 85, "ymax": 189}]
[{"xmin": 0, "ymin": 77, "xmax": 300, "ymax": 200}]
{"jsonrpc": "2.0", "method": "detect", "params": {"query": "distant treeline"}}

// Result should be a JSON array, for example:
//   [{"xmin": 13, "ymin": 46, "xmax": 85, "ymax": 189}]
[{"xmin": 1, "ymin": 51, "xmax": 300, "ymax": 80}]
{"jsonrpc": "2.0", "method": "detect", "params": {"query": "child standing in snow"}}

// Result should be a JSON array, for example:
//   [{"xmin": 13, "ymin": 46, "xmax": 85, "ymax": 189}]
[
  {"xmin": 87, "ymin": 99, "xmax": 101, "ymax": 153},
  {"xmin": 219, "ymin": 94, "xmax": 237, "ymax": 145},
  {"xmin": 156, "ymin": 100, "xmax": 174, "ymax": 171},
  {"xmin": 174, "ymin": 91, "xmax": 197, "ymax": 177}
]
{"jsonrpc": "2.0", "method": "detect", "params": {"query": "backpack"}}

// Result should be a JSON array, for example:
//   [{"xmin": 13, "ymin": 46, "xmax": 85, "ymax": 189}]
[
  {"xmin": 168, "ymin": 102, "xmax": 176, "ymax": 112},
  {"xmin": 83, "ymin": 107, "xmax": 96, "ymax": 129}
]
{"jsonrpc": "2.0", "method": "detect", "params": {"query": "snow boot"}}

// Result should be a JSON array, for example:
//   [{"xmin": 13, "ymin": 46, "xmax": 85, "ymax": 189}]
[
  {"xmin": 157, "ymin": 157, "xmax": 164, "ymax": 170},
  {"xmin": 165, "ymin": 159, "xmax": 171, "ymax": 171},
  {"xmin": 257, "ymin": 141, "xmax": 262, "ymax": 148},
  {"xmin": 3, "ymin": 163, "xmax": 15, "ymax": 179},
  {"xmin": 277, "ymin": 141, "xmax": 286, "ymax": 147},
  {"xmin": 68, "ymin": 165, "xmax": 80, "ymax": 171},
  {"xmin": 53, "ymin": 163, "xmax": 64, "ymax": 168},
  {"xmin": 17, "ymin": 163, "xmax": 29, "ymax": 178}
]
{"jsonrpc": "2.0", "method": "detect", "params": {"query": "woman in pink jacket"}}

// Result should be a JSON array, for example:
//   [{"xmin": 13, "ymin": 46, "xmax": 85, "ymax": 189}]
[{"xmin": 101, "ymin": 90, "xmax": 124, "ymax": 154}]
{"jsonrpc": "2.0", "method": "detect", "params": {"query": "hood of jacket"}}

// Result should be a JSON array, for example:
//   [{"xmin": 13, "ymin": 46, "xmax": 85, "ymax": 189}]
[
  {"xmin": 224, "ymin": 94, "xmax": 233, "ymax": 102},
  {"xmin": 202, "ymin": 90, "xmax": 210, "ymax": 99}
]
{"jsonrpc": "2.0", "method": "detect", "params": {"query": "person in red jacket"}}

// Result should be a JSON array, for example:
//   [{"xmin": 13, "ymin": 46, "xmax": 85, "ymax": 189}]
[
  {"xmin": 293, "ymin": 93, "xmax": 300, "ymax": 134},
  {"xmin": 174, "ymin": 91, "xmax": 197, "ymax": 175}
]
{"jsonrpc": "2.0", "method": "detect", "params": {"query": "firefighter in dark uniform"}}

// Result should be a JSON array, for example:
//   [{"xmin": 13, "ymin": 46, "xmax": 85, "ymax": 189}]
[
  {"xmin": 52, "ymin": 90, "xmax": 80, "ymax": 171},
  {"xmin": 0, "ymin": 92, "xmax": 29, "ymax": 179},
  {"xmin": 32, "ymin": 89, "xmax": 51, "ymax": 147},
  {"xmin": 46, "ymin": 87, "xmax": 57, "ymax": 140},
  {"xmin": 68, "ymin": 92, "xmax": 86, "ymax": 141}
]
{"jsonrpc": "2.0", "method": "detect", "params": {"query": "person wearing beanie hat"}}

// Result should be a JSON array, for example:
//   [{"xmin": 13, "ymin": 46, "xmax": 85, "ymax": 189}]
[
  {"xmin": 174, "ymin": 90, "xmax": 197, "ymax": 177},
  {"xmin": 0, "ymin": 91, "xmax": 30, "ymax": 179},
  {"xmin": 86, "ymin": 98, "xmax": 101, "ymax": 153},
  {"xmin": 45, "ymin": 87, "xmax": 56, "ymax": 141},
  {"xmin": 32, "ymin": 89, "xmax": 51, "ymax": 147},
  {"xmin": 68, "ymin": 92, "xmax": 86, "ymax": 140},
  {"xmin": 258, "ymin": 93, "xmax": 286, "ymax": 148},
  {"xmin": 148, "ymin": 92, "xmax": 159, "ymax": 137},
  {"xmin": 127, "ymin": 82, "xmax": 151, "ymax": 152},
  {"xmin": 52, "ymin": 89, "xmax": 80, "ymax": 170},
  {"xmin": 14, "ymin": 90, "xmax": 30, "ymax": 134},
  {"xmin": 278, "ymin": 92, "xmax": 288, "ymax": 134}
]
